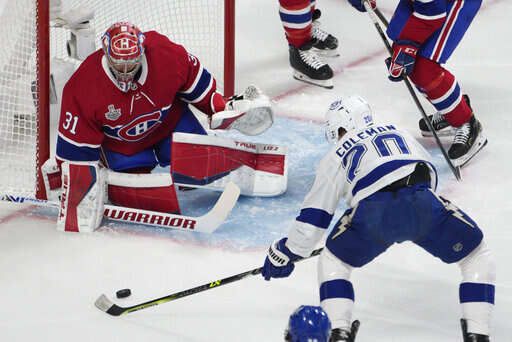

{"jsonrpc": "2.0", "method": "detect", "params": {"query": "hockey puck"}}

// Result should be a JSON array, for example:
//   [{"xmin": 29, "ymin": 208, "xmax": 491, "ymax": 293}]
[{"xmin": 116, "ymin": 288, "xmax": 131, "ymax": 299}]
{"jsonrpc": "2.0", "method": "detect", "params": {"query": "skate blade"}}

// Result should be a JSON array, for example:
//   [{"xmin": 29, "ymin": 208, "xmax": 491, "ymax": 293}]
[
  {"xmin": 420, "ymin": 127, "xmax": 456, "ymax": 137},
  {"xmin": 452, "ymin": 134, "xmax": 488, "ymax": 168},
  {"xmin": 293, "ymin": 72, "xmax": 333, "ymax": 89},
  {"xmin": 312, "ymin": 47, "xmax": 340, "ymax": 58}
]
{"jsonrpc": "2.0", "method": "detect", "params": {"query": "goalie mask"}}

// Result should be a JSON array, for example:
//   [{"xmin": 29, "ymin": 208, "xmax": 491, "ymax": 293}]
[
  {"xmin": 325, "ymin": 95, "xmax": 374, "ymax": 143},
  {"xmin": 285, "ymin": 305, "xmax": 332, "ymax": 342},
  {"xmin": 102, "ymin": 22, "xmax": 145, "ymax": 92}
]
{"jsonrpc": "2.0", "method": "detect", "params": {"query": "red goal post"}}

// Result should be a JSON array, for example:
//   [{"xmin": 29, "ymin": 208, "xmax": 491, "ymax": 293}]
[{"xmin": 0, "ymin": 0, "xmax": 235, "ymax": 200}]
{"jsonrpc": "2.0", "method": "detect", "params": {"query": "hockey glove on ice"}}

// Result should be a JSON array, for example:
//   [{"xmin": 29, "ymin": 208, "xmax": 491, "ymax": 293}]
[
  {"xmin": 385, "ymin": 40, "xmax": 420, "ymax": 82},
  {"xmin": 348, "ymin": 0, "xmax": 376, "ymax": 12},
  {"xmin": 262, "ymin": 238, "xmax": 300, "ymax": 281}
]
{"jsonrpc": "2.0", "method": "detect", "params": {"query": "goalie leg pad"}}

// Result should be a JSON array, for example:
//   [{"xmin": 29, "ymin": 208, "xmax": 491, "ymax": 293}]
[
  {"xmin": 58, "ymin": 162, "xmax": 106, "ymax": 233},
  {"xmin": 171, "ymin": 132, "xmax": 287, "ymax": 196},
  {"xmin": 42, "ymin": 158, "xmax": 62, "ymax": 202},
  {"xmin": 107, "ymin": 172, "xmax": 181, "ymax": 214}
]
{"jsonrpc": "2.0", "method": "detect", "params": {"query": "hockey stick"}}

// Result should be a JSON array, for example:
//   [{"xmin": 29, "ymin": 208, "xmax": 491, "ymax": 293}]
[
  {"xmin": 94, "ymin": 247, "xmax": 324, "ymax": 316},
  {"xmin": 363, "ymin": 2, "xmax": 461, "ymax": 181},
  {"xmin": 1, "ymin": 182, "xmax": 240, "ymax": 233}
]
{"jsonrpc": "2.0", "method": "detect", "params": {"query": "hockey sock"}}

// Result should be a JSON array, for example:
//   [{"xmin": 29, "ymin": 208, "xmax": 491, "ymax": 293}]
[
  {"xmin": 279, "ymin": 0, "xmax": 313, "ymax": 47},
  {"xmin": 410, "ymin": 57, "xmax": 472, "ymax": 127},
  {"xmin": 318, "ymin": 249, "xmax": 355, "ymax": 331},
  {"xmin": 458, "ymin": 242, "xmax": 496, "ymax": 335}
]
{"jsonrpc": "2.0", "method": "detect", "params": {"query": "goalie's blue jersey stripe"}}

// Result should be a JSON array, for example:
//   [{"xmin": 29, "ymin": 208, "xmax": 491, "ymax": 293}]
[
  {"xmin": 56, "ymin": 136, "xmax": 100, "ymax": 162},
  {"xmin": 296, "ymin": 208, "xmax": 333, "ymax": 229},
  {"xmin": 179, "ymin": 68, "xmax": 212, "ymax": 103}
]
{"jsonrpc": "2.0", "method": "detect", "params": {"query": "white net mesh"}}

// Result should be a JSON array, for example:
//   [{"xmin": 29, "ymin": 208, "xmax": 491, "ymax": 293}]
[
  {"xmin": 0, "ymin": 0, "xmax": 39, "ymax": 198},
  {"xmin": 51, "ymin": 0, "xmax": 227, "ymax": 91},
  {"xmin": 0, "ymin": 0, "xmax": 229, "ymax": 198}
]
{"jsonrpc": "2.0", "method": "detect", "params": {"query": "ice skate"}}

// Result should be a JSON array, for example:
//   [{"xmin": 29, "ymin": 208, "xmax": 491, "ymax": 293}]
[
  {"xmin": 448, "ymin": 114, "xmax": 487, "ymax": 167},
  {"xmin": 289, "ymin": 40, "xmax": 333, "ymax": 89},
  {"xmin": 461, "ymin": 319, "xmax": 490, "ymax": 342},
  {"xmin": 329, "ymin": 320, "xmax": 360, "ymax": 342},
  {"xmin": 419, "ymin": 111, "xmax": 455, "ymax": 137},
  {"xmin": 311, "ymin": 9, "xmax": 340, "ymax": 58},
  {"xmin": 419, "ymin": 94, "xmax": 474, "ymax": 137}
]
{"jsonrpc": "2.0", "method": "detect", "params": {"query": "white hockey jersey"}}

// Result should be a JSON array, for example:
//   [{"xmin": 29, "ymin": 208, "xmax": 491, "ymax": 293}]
[{"xmin": 286, "ymin": 123, "xmax": 438, "ymax": 257}]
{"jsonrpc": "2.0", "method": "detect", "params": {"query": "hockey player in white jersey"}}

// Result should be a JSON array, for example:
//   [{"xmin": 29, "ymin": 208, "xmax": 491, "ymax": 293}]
[{"xmin": 262, "ymin": 95, "xmax": 495, "ymax": 342}]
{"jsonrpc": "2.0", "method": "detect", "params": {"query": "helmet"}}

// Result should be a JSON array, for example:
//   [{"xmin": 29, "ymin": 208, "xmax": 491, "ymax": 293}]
[
  {"xmin": 285, "ymin": 306, "xmax": 332, "ymax": 342},
  {"xmin": 324, "ymin": 95, "xmax": 374, "ymax": 143},
  {"xmin": 101, "ymin": 22, "xmax": 145, "ymax": 92}
]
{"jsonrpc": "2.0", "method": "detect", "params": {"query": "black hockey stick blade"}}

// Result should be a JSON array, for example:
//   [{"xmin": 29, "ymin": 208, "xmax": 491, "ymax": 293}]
[{"xmin": 95, "ymin": 248, "xmax": 324, "ymax": 316}]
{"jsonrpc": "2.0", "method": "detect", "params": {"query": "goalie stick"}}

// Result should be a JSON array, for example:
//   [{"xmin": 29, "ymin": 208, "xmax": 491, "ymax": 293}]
[
  {"xmin": 363, "ymin": 2, "xmax": 461, "ymax": 181},
  {"xmin": 1, "ymin": 182, "xmax": 240, "ymax": 233},
  {"xmin": 94, "ymin": 248, "xmax": 324, "ymax": 316}
]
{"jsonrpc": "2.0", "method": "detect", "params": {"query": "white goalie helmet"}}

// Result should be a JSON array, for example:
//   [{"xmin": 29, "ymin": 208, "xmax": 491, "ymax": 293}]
[{"xmin": 324, "ymin": 95, "xmax": 374, "ymax": 143}]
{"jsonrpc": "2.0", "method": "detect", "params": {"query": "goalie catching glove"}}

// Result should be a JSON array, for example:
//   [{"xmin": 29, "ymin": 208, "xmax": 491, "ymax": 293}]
[{"xmin": 210, "ymin": 85, "xmax": 274, "ymax": 136}]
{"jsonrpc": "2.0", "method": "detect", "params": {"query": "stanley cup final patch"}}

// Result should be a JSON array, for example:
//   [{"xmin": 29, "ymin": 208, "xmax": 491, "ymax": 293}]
[{"xmin": 105, "ymin": 104, "xmax": 121, "ymax": 121}]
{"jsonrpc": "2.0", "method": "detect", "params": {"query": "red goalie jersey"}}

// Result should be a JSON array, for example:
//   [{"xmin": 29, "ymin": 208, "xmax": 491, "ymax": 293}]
[{"xmin": 56, "ymin": 30, "xmax": 224, "ymax": 165}]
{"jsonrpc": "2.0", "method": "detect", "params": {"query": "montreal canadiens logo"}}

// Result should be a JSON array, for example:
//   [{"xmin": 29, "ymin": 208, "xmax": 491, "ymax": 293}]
[{"xmin": 117, "ymin": 111, "xmax": 162, "ymax": 141}]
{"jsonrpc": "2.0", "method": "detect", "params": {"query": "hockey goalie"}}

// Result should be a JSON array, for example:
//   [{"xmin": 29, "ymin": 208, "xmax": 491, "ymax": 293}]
[{"xmin": 42, "ymin": 22, "xmax": 287, "ymax": 233}]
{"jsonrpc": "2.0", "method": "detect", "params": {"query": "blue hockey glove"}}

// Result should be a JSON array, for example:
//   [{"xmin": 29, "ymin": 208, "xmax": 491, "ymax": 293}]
[
  {"xmin": 348, "ymin": 0, "xmax": 376, "ymax": 12},
  {"xmin": 385, "ymin": 40, "xmax": 420, "ymax": 82},
  {"xmin": 262, "ymin": 238, "xmax": 300, "ymax": 281}
]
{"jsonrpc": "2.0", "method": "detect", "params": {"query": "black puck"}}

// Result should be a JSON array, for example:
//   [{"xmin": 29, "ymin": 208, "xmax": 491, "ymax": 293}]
[{"xmin": 116, "ymin": 288, "xmax": 131, "ymax": 298}]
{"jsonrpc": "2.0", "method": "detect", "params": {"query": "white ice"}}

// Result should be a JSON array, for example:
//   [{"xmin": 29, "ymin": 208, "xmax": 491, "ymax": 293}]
[{"xmin": 1, "ymin": 1, "xmax": 511, "ymax": 341}]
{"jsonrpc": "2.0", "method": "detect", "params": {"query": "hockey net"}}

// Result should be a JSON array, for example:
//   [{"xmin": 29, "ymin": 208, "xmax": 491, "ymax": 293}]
[{"xmin": 0, "ymin": 0, "xmax": 234, "ymax": 199}]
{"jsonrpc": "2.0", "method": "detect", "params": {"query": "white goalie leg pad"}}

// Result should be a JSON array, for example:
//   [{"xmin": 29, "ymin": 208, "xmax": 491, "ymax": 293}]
[
  {"xmin": 41, "ymin": 158, "xmax": 62, "ymax": 202},
  {"xmin": 210, "ymin": 85, "xmax": 274, "ymax": 136},
  {"xmin": 171, "ymin": 132, "xmax": 288, "ymax": 197},
  {"xmin": 58, "ymin": 162, "xmax": 107, "ymax": 233},
  {"xmin": 457, "ymin": 241, "xmax": 496, "ymax": 335},
  {"xmin": 318, "ymin": 249, "xmax": 355, "ymax": 330}
]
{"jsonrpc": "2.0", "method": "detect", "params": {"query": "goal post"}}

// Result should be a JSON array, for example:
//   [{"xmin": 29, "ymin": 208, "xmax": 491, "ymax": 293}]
[{"xmin": 0, "ymin": 0, "xmax": 235, "ymax": 200}]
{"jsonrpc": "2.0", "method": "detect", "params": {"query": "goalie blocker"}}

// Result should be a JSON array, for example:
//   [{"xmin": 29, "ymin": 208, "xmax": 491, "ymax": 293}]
[{"xmin": 171, "ymin": 132, "xmax": 288, "ymax": 197}]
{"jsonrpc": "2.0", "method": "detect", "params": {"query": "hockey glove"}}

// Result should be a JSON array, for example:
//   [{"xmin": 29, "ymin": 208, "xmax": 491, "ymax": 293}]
[
  {"xmin": 262, "ymin": 238, "xmax": 300, "ymax": 281},
  {"xmin": 348, "ymin": 0, "xmax": 376, "ymax": 13},
  {"xmin": 210, "ymin": 85, "xmax": 274, "ymax": 136},
  {"xmin": 385, "ymin": 40, "xmax": 420, "ymax": 82}
]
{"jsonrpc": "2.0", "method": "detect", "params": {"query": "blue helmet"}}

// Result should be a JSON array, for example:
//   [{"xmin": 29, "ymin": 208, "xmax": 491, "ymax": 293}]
[{"xmin": 285, "ymin": 305, "xmax": 332, "ymax": 342}]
